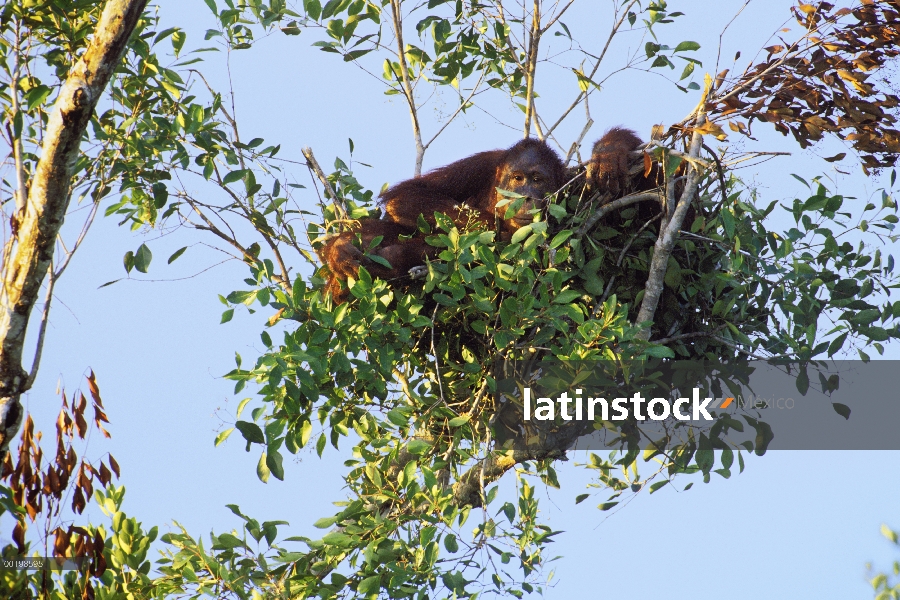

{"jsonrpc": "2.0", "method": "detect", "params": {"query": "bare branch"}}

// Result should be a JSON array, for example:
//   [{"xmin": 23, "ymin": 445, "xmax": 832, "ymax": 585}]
[
  {"xmin": 545, "ymin": 0, "xmax": 641, "ymax": 138},
  {"xmin": 423, "ymin": 68, "xmax": 488, "ymax": 150}
]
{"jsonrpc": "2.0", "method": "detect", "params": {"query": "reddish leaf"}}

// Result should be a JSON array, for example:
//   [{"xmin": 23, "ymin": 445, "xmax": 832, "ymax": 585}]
[
  {"xmin": 13, "ymin": 522, "xmax": 25, "ymax": 553},
  {"xmin": 54, "ymin": 527, "xmax": 71, "ymax": 557},
  {"xmin": 98, "ymin": 463, "xmax": 111, "ymax": 486},
  {"xmin": 72, "ymin": 487, "xmax": 86, "ymax": 514},
  {"xmin": 87, "ymin": 371, "xmax": 104, "ymax": 408},
  {"xmin": 48, "ymin": 468, "xmax": 61, "ymax": 495}
]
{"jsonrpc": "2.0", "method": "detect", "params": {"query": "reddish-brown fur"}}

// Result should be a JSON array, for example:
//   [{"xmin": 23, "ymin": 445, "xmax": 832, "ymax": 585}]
[{"xmin": 319, "ymin": 127, "xmax": 648, "ymax": 302}]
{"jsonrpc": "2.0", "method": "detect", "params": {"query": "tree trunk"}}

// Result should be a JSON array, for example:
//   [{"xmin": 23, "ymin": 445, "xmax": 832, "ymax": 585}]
[{"xmin": 0, "ymin": 0, "xmax": 149, "ymax": 458}]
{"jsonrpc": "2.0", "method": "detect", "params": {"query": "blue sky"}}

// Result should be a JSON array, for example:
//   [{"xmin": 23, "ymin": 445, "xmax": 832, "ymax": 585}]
[{"xmin": 5, "ymin": 1, "xmax": 899, "ymax": 597}]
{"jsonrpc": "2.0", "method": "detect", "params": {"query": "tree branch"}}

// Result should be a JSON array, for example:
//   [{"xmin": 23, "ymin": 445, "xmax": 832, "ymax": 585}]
[
  {"xmin": 635, "ymin": 90, "xmax": 709, "ymax": 339},
  {"xmin": 389, "ymin": 0, "xmax": 425, "ymax": 175},
  {"xmin": 0, "ymin": 0, "xmax": 149, "ymax": 458}
]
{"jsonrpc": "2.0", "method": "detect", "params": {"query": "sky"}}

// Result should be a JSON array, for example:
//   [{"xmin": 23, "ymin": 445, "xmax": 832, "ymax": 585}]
[{"xmin": 4, "ymin": 0, "xmax": 900, "ymax": 598}]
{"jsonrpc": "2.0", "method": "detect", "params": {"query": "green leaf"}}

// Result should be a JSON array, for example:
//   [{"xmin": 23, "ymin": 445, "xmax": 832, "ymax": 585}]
[
  {"xmin": 300, "ymin": 420, "xmax": 312, "ymax": 447},
  {"xmin": 881, "ymin": 524, "xmax": 899, "ymax": 544},
  {"xmin": 322, "ymin": 0, "xmax": 344, "ymax": 19},
  {"xmin": 554, "ymin": 289, "xmax": 582, "ymax": 304},
  {"xmin": 448, "ymin": 415, "xmax": 471, "ymax": 427},
  {"xmin": 549, "ymin": 229, "xmax": 573, "ymax": 249},
  {"xmin": 24, "ymin": 85, "xmax": 53, "ymax": 111},
  {"xmin": 848, "ymin": 308, "xmax": 880, "ymax": 326},
  {"xmin": 358, "ymin": 575, "xmax": 381, "ymax": 595},
  {"xmin": 217, "ymin": 533, "xmax": 245, "ymax": 549},
  {"xmin": 832, "ymin": 403, "xmax": 851, "ymax": 420},
  {"xmin": 257, "ymin": 452, "xmax": 271, "ymax": 483},
  {"xmin": 266, "ymin": 449, "xmax": 285, "ymax": 480},
  {"xmin": 223, "ymin": 169, "xmax": 247, "ymax": 184},
  {"xmin": 172, "ymin": 30, "xmax": 187, "ymax": 55},
  {"xmin": 305, "ymin": 0, "xmax": 322, "ymax": 20},
  {"xmin": 236, "ymin": 396, "xmax": 251, "ymax": 417},
  {"xmin": 827, "ymin": 332, "xmax": 848, "ymax": 357},
  {"xmin": 649, "ymin": 480, "xmax": 669, "ymax": 493},
  {"xmin": 673, "ymin": 41, "xmax": 701, "ymax": 52},
  {"xmin": 154, "ymin": 27, "xmax": 179, "ymax": 44},
  {"xmin": 721, "ymin": 209, "xmax": 735, "ymax": 239},
  {"xmin": 664, "ymin": 153, "xmax": 683, "ymax": 178},
  {"xmin": 168, "ymin": 247, "xmax": 188, "ymax": 264},
  {"xmin": 387, "ymin": 408, "xmax": 410, "ymax": 426},
  {"xmin": 322, "ymin": 531, "xmax": 354, "ymax": 546},
  {"xmin": 134, "ymin": 244, "xmax": 153, "ymax": 273},
  {"xmin": 644, "ymin": 345, "xmax": 675, "ymax": 358},
  {"xmin": 510, "ymin": 223, "xmax": 533, "ymax": 244},
  {"xmin": 795, "ymin": 367, "xmax": 809, "ymax": 395},
  {"xmin": 313, "ymin": 516, "xmax": 337, "ymax": 529},
  {"xmin": 444, "ymin": 534, "xmax": 459, "ymax": 553},
  {"xmin": 236, "ymin": 420, "xmax": 265, "ymax": 444},
  {"xmin": 597, "ymin": 501, "xmax": 619, "ymax": 511},
  {"xmin": 407, "ymin": 439, "xmax": 431, "ymax": 455},
  {"xmin": 214, "ymin": 428, "xmax": 234, "ymax": 446}
]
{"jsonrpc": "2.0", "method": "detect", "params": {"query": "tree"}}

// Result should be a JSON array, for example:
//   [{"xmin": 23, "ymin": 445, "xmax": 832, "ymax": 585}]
[
  {"xmin": 1, "ymin": 0, "xmax": 899, "ymax": 598},
  {"xmin": 0, "ymin": 0, "xmax": 156, "ymax": 457}
]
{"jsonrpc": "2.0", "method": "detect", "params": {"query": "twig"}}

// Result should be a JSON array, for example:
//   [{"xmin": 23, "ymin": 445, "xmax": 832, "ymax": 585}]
[
  {"xmin": 430, "ymin": 304, "xmax": 446, "ymax": 407},
  {"xmin": 25, "ymin": 263, "xmax": 55, "ymax": 388},
  {"xmin": 714, "ymin": 0, "xmax": 754, "ymax": 78},
  {"xmin": 540, "ymin": 0, "xmax": 576, "ymax": 34},
  {"xmin": 423, "ymin": 68, "xmax": 488, "ymax": 150},
  {"xmin": 301, "ymin": 147, "xmax": 347, "ymax": 221},
  {"xmin": 544, "ymin": 0, "xmax": 641, "ymax": 138},
  {"xmin": 702, "ymin": 143, "xmax": 729, "ymax": 205},
  {"xmin": 711, "ymin": 335, "xmax": 770, "ymax": 360},
  {"xmin": 650, "ymin": 326, "xmax": 726, "ymax": 346},
  {"xmin": 575, "ymin": 191, "xmax": 663, "ymax": 238},
  {"xmin": 644, "ymin": 142, "xmax": 712, "ymax": 170},
  {"xmin": 565, "ymin": 113, "xmax": 594, "ymax": 164},
  {"xmin": 599, "ymin": 212, "xmax": 662, "ymax": 305},
  {"xmin": 722, "ymin": 150, "xmax": 791, "ymax": 169}
]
